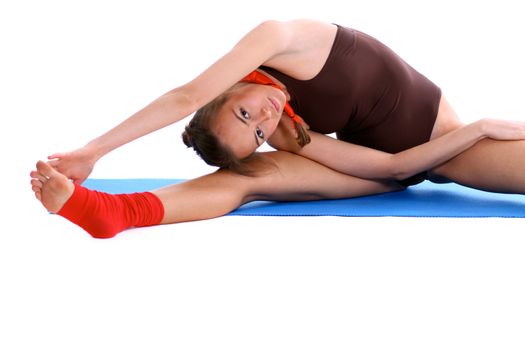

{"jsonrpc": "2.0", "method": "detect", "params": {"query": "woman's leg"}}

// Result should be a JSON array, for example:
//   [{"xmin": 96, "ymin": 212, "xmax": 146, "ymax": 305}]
[
  {"xmin": 428, "ymin": 96, "xmax": 525, "ymax": 193},
  {"xmin": 154, "ymin": 151, "xmax": 403, "ymax": 223},
  {"xmin": 429, "ymin": 138, "xmax": 525, "ymax": 193},
  {"xmin": 31, "ymin": 151, "xmax": 403, "ymax": 237}
]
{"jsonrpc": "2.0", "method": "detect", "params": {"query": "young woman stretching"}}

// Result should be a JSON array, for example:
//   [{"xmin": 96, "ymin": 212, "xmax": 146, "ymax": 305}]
[{"xmin": 30, "ymin": 20, "xmax": 525, "ymax": 238}]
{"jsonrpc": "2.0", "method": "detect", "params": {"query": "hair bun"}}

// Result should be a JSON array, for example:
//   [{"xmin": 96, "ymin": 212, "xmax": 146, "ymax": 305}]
[{"xmin": 182, "ymin": 127, "xmax": 193, "ymax": 148}]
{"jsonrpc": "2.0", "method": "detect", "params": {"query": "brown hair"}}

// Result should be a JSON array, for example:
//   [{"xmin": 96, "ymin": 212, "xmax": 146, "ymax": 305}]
[
  {"xmin": 293, "ymin": 120, "xmax": 311, "ymax": 147},
  {"xmin": 182, "ymin": 89, "xmax": 310, "ymax": 175}
]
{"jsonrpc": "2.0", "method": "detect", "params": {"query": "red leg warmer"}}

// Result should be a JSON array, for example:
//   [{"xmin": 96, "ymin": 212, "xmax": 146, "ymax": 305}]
[{"xmin": 57, "ymin": 184, "xmax": 165, "ymax": 239}]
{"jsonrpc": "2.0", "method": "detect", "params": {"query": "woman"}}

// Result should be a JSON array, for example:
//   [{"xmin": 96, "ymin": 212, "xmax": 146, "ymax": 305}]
[{"xmin": 30, "ymin": 19, "xmax": 525, "ymax": 238}]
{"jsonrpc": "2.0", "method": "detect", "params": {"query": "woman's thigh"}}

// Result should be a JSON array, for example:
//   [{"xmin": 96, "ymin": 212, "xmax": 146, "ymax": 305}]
[
  {"xmin": 427, "ymin": 95, "xmax": 525, "ymax": 192},
  {"xmin": 154, "ymin": 151, "xmax": 404, "ymax": 224},
  {"xmin": 244, "ymin": 151, "xmax": 404, "ymax": 202}
]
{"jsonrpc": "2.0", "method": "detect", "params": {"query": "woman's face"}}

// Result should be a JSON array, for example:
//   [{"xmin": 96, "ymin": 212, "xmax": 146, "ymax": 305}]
[{"xmin": 212, "ymin": 83, "xmax": 287, "ymax": 158}]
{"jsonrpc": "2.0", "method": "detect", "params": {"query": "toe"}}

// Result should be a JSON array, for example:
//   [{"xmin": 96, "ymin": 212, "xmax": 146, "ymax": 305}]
[
  {"xmin": 30, "ymin": 170, "xmax": 47, "ymax": 183},
  {"xmin": 31, "ymin": 179, "xmax": 43, "ymax": 188},
  {"xmin": 36, "ymin": 160, "xmax": 57, "ymax": 179}
]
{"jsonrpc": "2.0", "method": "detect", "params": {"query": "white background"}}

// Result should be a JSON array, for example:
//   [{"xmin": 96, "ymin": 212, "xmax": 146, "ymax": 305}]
[{"xmin": 2, "ymin": 0, "xmax": 525, "ymax": 349}]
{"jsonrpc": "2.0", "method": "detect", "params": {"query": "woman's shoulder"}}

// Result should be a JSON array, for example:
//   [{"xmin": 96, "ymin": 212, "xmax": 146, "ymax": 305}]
[
  {"xmin": 260, "ymin": 20, "xmax": 339, "ymax": 80},
  {"xmin": 258, "ymin": 19, "xmax": 336, "ymax": 35}
]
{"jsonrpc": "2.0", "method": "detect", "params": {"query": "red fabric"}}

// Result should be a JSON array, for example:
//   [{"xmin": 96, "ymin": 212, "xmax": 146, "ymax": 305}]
[
  {"xmin": 57, "ymin": 184, "xmax": 164, "ymax": 239},
  {"xmin": 240, "ymin": 71, "xmax": 304, "ymax": 126}
]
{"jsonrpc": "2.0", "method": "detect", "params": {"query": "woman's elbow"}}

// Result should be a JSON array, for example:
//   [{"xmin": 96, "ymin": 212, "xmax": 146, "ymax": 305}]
[
  {"xmin": 384, "ymin": 156, "xmax": 413, "ymax": 181},
  {"xmin": 166, "ymin": 87, "xmax": 198, "ymax": 113},
  {"xmin": 387, "ymin": 165, "xmax": 411, "ymax": 182}
]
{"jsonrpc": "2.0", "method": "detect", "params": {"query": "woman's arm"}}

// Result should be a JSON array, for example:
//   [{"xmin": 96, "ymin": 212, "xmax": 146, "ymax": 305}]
[
  {"xmin": 48, "ymin": 21, "xmax": 295, "ymax": 182},
  {"xmin": 84, "ymin": 21, "xmax": 292, "ymax": 160},
  {"xmin": 273, "ymin": 119, "xmax": 525, "ymax": 181}
]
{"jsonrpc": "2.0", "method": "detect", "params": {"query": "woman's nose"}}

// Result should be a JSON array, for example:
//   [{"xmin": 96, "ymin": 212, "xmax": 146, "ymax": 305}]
[{"xmin": 259, "ymin": 107, "xmax": 272, "ymax": 121}]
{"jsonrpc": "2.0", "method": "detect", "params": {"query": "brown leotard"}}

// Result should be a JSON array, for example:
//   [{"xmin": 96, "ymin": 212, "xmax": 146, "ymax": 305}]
[{"xmin": 261, "ymin": 25, "xmax": 441, "ymax": 186}]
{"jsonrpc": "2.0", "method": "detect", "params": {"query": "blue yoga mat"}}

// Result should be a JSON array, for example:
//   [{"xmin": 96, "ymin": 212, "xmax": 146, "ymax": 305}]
[{"xmin": 83, "ymin": 179, "xmax": 525, "ymax": 218}]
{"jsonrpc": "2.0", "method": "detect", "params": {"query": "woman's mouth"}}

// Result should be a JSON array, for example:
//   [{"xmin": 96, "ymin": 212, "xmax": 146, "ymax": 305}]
[{"xmin": 268, "ymin": 97, "xmax": 281, "ymax": 113}]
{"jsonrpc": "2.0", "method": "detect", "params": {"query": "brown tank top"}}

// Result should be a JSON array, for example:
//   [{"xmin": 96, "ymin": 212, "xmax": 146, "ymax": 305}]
[{"xmin": 261, "ymin": 25, "xmax": 441, "ymax": 154}]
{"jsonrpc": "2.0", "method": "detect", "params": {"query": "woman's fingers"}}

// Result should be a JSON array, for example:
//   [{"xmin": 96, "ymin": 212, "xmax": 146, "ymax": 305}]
[
  {"xmin": 47, "ymin": 158, "xmax": 60, "ymax": 168},
  {"xmin": 47, "ymin": 153, "xmax": 64, "ymax": 160}
]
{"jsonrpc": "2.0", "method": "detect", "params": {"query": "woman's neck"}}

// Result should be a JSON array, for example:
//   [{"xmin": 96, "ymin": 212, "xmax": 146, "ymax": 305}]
[{"xmin": 255, "ymin": 69, "xmax": 290, "ymax": 100}]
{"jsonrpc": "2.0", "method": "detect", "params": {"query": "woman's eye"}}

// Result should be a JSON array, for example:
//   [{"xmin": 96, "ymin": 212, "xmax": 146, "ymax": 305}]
[
  {"xmin": 240, "ymin": 108, "xmax": 249, "ymax": 119},
  {"xmin": 256, "ymin": 127, "xmax": 264, "ymax": 140}
]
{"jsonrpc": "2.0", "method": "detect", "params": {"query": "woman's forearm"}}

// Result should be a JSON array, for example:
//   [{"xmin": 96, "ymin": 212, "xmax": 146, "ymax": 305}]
[
  {"xmin": 85, "ymin": 89, "xmax": 195, "ymax": 160},
  {"xmin": 389, "ymin": 122, "xmax": 484, "ymax": 180},
  {"xmin": 295, "ymin": 121, "xmax": 486, "ymax": 181}
]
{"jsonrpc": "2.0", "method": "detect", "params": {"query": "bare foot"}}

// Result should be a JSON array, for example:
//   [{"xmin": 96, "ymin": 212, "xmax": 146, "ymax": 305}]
[{"xmin": 30, "ymin": 160, "xmax": 75, "ymax": 213}]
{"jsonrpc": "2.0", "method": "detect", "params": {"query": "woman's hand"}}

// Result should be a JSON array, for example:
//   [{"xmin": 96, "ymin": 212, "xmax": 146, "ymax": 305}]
[
  {"xmin": 46, "ymin": 146, "xmax": 99, "ymax": 184},
  {"xmin": 479, "ymin": 118, "xmax": 525, "ymax": 141}
]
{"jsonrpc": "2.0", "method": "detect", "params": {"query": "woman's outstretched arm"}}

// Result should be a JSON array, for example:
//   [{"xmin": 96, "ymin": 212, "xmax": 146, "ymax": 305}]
[
  {"xmin": 47, "ymin": 20, "xmax": 295, "ymax": 183},
  {"xmin": 270, "ymin": 119, "xmax": 525, "ymax": 181}
]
